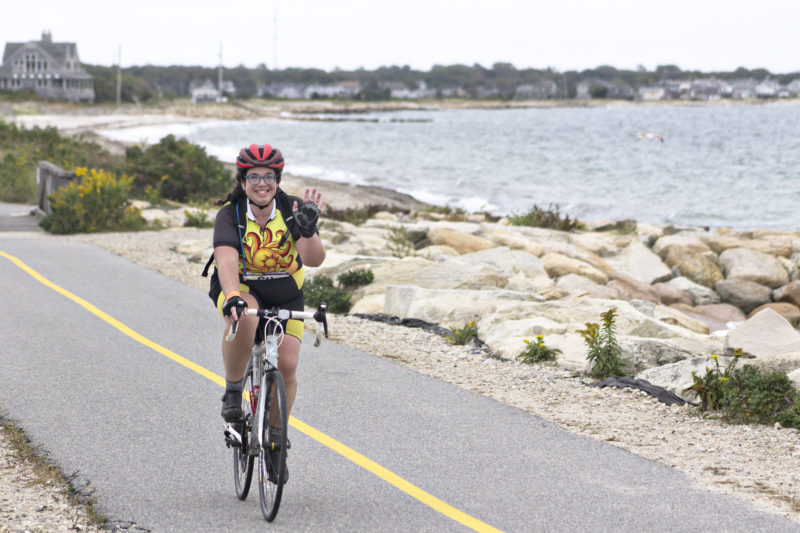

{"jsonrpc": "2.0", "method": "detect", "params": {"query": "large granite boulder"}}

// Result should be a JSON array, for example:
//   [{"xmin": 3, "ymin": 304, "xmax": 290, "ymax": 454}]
[
  {"xmin": 460, "ymin": 246, "xmax": 549, "ymax": 281},
  {"xmin": 719, "ymin": 247, "xmax": 789, "ymax": 288},
  {"xmin": 747, "ymin": 302, "xmax": 800, "ymax": 328},
  {"xmin": 541, "ymin": 253, "xmax": 608, "ymax": 284},
  {"xmin": 628, "ymin": 299, "xmax": 710, "ymax": 334},
  {"xmin": 724, "ymin": 308, "xmax": 800, "ymax": 357},
  {"xmin": 714, "ymin": 279, "xmax": 772, "ymax": 314},
  {"xmin": 636, "ymin": 355, "xmax": 736, "ymax": 402},
  {"xmin": 659, "ymin": 246, "xmax": 723, "ymax": 288},
  {"xmin": 652, "ymin": 282, "xmax": 693, "ymax": 306},
  {"xmin": 383, "ymin": 285, "xmax": 531, "ymax": 324},
  {"xmin": 669, "ymin": 303, "xmax": 746, "ymax": 333},
  {"xmin": 479, "ymin": 224, "xmax": 544, "ymax": 256},
  {"xmin": 652, "ymin": 233, "xmax": 711, "ymax": 256},
  {"xmin": 742, "ymin": 352, "xmax": 800, "ymax": 375},
  {"xmin": 788, "ymin": 368, "xmax": 800, "ymax": 390},
  {"xmin": 773, "ymin": 280, "xmax": 800, "ymax": 307},
  {"xmin": 556, "ymin": 274, "xmax": 622, "ymax": 300},
  {"xmin": 427, "ymin": 227, "xmax": 496, "ymax": 254},
  {"xmin": 604, "ymin": 240, "xmax": 672, "ymax": 285},
  {"xmin": 664, "ymin": 276, "xmax": 721, "ymax": 306},
  {"xmin": 621, "ymin": 336, "xmax": 724, "ymax": 372}
]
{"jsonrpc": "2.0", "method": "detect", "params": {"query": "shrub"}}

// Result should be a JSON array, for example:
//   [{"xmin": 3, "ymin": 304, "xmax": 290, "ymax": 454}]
[
  {"xmin": 123, "ymin": 134, "xmax": 230, "ymax": 203},
  {"xmin": 445, "ymin": 321, "xmax": 478, "ymax": 345},
  {"xmin": 337, "ymin": 268, "xmax": 374, "ymax": 288},
  {"xmin": 303, "ymin": 275, "xmax": 350, "ymax": 314},
  {"xmin": 40, "ymin": 167, "xmax": 145, "ymax": 234},
  {"xmin": 578, "ymin": 308, "xmax": 628, "ymax": 378},
  {"xmin": 722, "ymin": 364, "xmax": 797, "ymax": 425},
  {"xmin": 184, "ymin": 209, "xmax": 214, "ymax": 228},
  {"xmin": 683, "ymin": 352, "xmax": 739, "ymax": 411},
  {"xmin": 386, "ymin": 225, "xmax": 414, "ymax": 258},
  {"xmin": 508, "ymin": 203, "xmax": 583, "ymax": 231},
  {"xmin": 517, "ymin": 335, "xmax": 562, "ymax": 364},
  {"xmin": 0, "ymin": 146, "xmax": 37, "ymax": 202},
  {"xmin": 325, "ymin": 204, "xmax": 408, "ymax": 226},
  {"xmin": 0, "ymin": 121, "xmax": 121, "ymax": 203}
]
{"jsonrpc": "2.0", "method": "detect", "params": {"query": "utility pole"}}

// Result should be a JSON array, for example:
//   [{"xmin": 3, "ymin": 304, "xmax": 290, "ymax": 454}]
[
  {"xmin": 116, "ymin": 45, "xmax": 122, "ymax": 108},
  {"xmin": 273, "ymin": 0, "xmax": 278, "ymax": 70},
  {"xmin": 218, "ymin": 43, "xmax": 223, "ymax": 102}
]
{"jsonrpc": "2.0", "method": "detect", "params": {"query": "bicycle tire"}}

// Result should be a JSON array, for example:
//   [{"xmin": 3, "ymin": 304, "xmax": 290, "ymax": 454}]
[
  {"xmin": 258, "ymin": 370, "xmax": 288, "ymax": 522},
  {"xmin": 233, "ymin": 362, "xmax": 255, "ymax": 500}
]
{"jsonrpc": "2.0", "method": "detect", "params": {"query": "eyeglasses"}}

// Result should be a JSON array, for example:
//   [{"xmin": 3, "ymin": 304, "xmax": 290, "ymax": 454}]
[{"xmin": 245, "ymin": 173, "xmax": 277, "ymax": 185}]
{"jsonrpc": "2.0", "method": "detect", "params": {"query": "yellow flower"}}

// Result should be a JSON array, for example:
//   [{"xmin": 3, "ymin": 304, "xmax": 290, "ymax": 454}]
[
  {"xmin": 711, "ymin": 354, "xmax": 718, "ymax": 360},
  {"xmin": 523, "ymin": 339, "xmax": 530, "ymax": 344},
  {"xmin": 538, "ymin": 343, "xmax": 544, "ymax": 348},
  {"xmin": 720, "ymin": 377, "xmax": 728, "ymax": 382}
]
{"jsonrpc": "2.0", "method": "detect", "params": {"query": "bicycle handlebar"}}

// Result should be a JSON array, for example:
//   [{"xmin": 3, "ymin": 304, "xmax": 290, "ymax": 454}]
[{"xmin": 225, "ymin": 302, "xmax": 328, "ymax": 347}]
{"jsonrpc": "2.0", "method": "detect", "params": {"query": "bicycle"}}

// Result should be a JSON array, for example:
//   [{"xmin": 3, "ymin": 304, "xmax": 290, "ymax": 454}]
[{"xmin": 223, "ymin": 302, "xmax": 328, "ymax": 522}]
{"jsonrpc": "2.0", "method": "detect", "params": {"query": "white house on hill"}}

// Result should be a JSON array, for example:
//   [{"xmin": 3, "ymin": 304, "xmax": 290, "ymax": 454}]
[{"xmin": 0, "ymin": 31, "xmax": 94, "ymax": 102}]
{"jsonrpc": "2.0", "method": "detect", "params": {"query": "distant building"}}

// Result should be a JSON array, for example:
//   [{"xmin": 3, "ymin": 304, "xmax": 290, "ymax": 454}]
[
  {"xmin": 637, "ymin": 86, "xmax": 666, "ymax": 101},
  {"xmin": 576, "ymin": 79, "xmax": 635, "ymax": 100},
  {"xmin": 515, "ymin": 80, "xmax": 559, "ymax": 100},
  {"xmin": 0, "ymin": 31, "xmax": 94, "ymax": 101},
  {"xmin": 190, "ymin": 79, "xmax": 234, "ymax": 104}
]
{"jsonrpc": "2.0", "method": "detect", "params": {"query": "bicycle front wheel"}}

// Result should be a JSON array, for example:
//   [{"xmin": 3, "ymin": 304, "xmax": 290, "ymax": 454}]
[
  {"xmin": 233, "ymin": 362, "xmax": 255, "ymax": 500},
  {"xmin": 258, "ymin": 370, "xmax": 288, "ymax": 522}
]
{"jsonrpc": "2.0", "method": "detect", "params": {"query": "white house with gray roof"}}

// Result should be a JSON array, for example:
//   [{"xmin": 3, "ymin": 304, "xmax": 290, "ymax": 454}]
[{"xmin": 0, "ymin": 31, "xmax": 94, "ymax": 102}]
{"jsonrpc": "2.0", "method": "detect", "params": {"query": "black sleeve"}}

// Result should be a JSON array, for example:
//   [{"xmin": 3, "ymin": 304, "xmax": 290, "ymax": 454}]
[{"xmin": 213, "ymin": 203, "xmax": 240, "ymax": 250}]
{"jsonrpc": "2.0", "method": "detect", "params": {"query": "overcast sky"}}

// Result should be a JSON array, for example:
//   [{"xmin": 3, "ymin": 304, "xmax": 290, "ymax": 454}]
[{"xmin": 2, "ymin": 0, "xmax": 799, "ymax": 73}]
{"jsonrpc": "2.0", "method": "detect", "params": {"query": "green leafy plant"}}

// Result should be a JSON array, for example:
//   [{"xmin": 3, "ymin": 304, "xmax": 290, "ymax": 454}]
[
  {"xmin": 517, "ymin": 335, "xmax": 562, "ymax": 364},
  {"xmin": 578, "ymin": 308, "xmax": 628, "ymax": 378},
  {"xmin": 123, "ymin": 134, "xmax": 229, "ymax": 203},
  {"xmin": 0, "ymin": 121, "xmax": 121, "ymax": 203},
  {"xmin": 444, "ymin": 321, "xmax": 478, "ymax": 345},
  {"xmin": 508, "ymin": 203, "xmax": 583, "ymax": 231},
  {"xmin": 683, "ymin": 352, "xmax": 739, "ymax": 411},
  {"xmin": 386, "ymin": 225, "xmax": 415, "ymax": 258},
  {"xmin": 303, "ymin": 275, "xmax": 351, "ymax": 314},
  {"xmin": 723, "ymin": 364, "xmax": 797, "ymax": 425},
  {"xmin": 337, "ymin": 268, "xmax": 374, "ymax": 288},
  {"xmin": 325, "ymin": 204, "xmax": 407, "ymax": 226},
  {"xmin": 184, "ymin": 209, "xmax": 214, "ymax": 228},
  {"xmin": 40, "ymin": 167, "xmax": 145, "ymax": 234}
]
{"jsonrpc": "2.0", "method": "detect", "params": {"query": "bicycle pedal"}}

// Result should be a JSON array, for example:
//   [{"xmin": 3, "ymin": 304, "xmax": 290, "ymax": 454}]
[{"xmin": 224, "ymin": 424, "xmax": 243, "ymax": 448}]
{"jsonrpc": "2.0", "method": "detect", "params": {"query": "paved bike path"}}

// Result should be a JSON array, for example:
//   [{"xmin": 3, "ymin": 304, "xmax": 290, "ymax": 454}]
[{"xmin": 1, "ymin": 235, "xmax": 798, "ymax": 532}]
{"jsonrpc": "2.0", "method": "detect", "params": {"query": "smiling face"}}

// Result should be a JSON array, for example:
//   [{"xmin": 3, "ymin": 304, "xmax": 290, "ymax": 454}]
[{"xmin": 241, "ymin": 167, "xmax": 278, "ymax": 208}]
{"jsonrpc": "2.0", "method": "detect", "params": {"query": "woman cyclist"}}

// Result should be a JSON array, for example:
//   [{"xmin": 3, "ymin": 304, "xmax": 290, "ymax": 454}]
[{"xmin": 207, "ymin": 143, "xmax": 325, "ymax": 481}]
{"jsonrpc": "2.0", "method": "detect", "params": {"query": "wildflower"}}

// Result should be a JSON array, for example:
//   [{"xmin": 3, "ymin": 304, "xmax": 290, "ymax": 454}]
[
  {"xmin": 720, "ymin": 377, "xmax": 728, "ymax": 382},
  {"xmin": 538, "ymin": 343, "xmax": 544, "ymax": 348},
  {"xmin": 711, "ymin": 354, "xmax": 718, "ymax": 360},
  {"xmin": 523, "ymin": 339, "xmax": 530, "ymax": 344}
]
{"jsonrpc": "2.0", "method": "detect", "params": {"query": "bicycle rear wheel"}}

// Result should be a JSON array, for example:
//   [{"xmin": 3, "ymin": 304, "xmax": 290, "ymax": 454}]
[
  {"xmin": 233, "ymin": 362, "xmax": 255, "ymax": 500},
  {"xmin": 258, "ymin": 370, "xmax": 288, "ymax": 522}
]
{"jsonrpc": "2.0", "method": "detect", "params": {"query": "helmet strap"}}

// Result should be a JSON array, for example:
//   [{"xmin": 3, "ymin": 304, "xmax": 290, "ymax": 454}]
[{"xmin": 250, "ymin": 200, "xmax": 271, "ymax": 210}]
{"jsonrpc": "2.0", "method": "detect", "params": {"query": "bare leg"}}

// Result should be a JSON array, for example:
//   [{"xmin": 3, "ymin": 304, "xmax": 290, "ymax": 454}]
[{"xmin": 268, "ymin": 335, "xmax": 300, "ymax": 428}]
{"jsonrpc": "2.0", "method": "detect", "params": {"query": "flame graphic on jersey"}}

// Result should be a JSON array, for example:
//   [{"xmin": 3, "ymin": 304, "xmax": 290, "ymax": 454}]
[{"xmin": 242, "ymin": 228, "xmax": 297, "ymax": 273}]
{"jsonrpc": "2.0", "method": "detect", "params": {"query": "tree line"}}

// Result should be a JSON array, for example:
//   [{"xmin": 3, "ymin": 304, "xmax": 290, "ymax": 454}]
[{"xmin": 82, "ymin": 62, "xmax": 799, "ymax": 103}]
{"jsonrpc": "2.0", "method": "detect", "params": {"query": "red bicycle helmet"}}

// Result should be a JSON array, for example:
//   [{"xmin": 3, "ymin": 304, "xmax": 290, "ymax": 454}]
[{"xmin": 236, "ymin": 144, "xmax": 285, "ymax": 171}]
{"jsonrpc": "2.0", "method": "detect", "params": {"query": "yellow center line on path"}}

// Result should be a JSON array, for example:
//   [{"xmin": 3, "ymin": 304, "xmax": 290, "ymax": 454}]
[{"xmin": 1, "ymin": 250, "xmax": 503, "ymax": 533}]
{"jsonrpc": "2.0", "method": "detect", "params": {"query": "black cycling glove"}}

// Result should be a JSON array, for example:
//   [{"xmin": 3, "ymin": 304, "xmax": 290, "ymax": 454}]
[
  {"xmin": 222, "ymin": 296, "xmax": 247, "ymax": 318},
  {"xmin": 294, "ymin": 201, "xmax": 321, "ymax": 238}
]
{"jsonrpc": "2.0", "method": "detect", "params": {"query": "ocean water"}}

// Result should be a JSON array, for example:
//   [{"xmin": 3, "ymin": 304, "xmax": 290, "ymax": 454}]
[{"xmin": 99, "ymin": 102, "xmax": 800, "ymax": 230}]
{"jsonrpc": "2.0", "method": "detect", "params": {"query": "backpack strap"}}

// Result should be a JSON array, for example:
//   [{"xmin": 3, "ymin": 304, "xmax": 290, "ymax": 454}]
[
  {"xmin": 201, "ymin": 200, "xmax": 248, "ymax": 278},
  {"xmin": 276, "ymin": 189, "xmax": 302, "ymax": 247}
]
